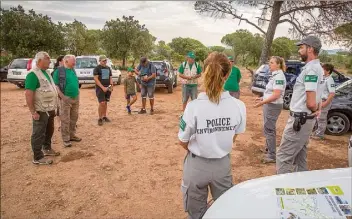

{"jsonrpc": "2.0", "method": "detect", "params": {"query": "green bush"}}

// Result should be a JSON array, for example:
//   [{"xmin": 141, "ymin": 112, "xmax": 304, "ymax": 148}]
[{"xmin": 0, "ymin": 56, "xmax": 12, "ymax": 68}]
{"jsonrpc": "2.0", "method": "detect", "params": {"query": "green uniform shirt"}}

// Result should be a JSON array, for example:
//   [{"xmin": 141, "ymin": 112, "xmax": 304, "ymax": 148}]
[
  {"xmin": 53, "ymin": 68, "xmax": 79, "ymax": 98},
  {"xmin": 178, "ymin": 62, "xmax": 202, "ymax": 87},
  {"xmin": 224, "ymin": 66, "xmax": 241, "ymax": 92},
  {"xmin": 25, "ymin": 70, "xmax": 51, "ymax": 91}
]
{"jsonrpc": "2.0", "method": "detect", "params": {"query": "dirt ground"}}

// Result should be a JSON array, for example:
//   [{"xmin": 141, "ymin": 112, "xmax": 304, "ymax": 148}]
[{"xmin": 1, "ymin": 69, "xmax": 350, "ymax": 219}]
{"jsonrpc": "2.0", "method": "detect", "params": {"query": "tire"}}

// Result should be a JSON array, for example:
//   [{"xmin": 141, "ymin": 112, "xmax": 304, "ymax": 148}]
[
  {"xmin": 173, "ymin": 74, "xmax": 178, "ymax": 88},
  {"xmin": 283, "ymin": 90, "xmax": 293, "ymax": 110},
  {"xmin": 79, "ymin": 84, "xmax": 82, "ymax": 89},
  {"xmin": 117, "ymin": 75, "xmax": 122, "ymax": 85},
  {"xmin": 325, "ymin": 112, "xmax": 350, "ymax": 136},
  {"xmin": 17, "ymin": 84, "xmax": 25, "ymax": 88},
  {"xmin": 167, "ymin": 81, "xmax": 173, "ymax": 93}
]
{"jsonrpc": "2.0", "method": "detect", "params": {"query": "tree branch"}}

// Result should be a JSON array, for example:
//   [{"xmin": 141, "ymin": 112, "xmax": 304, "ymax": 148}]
[
  {"xmin": 278, "ymin": 19, "xmax": 305, "ymax": 36},
  {"xmin": 280, "ymin": 2, "xmax": 346, "ymax": 17}
]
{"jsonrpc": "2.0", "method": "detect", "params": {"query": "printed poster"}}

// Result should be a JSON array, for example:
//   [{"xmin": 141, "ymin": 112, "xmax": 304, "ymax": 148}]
[{"xmin": 275, "ymin": 186, "xmax": 352, "ymax": 219}]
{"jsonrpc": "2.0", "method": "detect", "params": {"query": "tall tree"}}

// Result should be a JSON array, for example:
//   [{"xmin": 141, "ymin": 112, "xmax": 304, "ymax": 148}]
[
  {"xmin": 168, "ymin": 37, "xmax": 209, "ymax": 62},
  {"xmin": 0, "ymin": 5, "xmax": 65, "ymax": 57},
  {"xmin": 64, "ymin": 20, "xmax": 92, "ymax": 56},
  {"xmin": 153, "ymin": 40, "xmax": 173, "ymax": 60},
  {"xmin": 271, "ymin": 37, "xmax": 297, "ymax": 60},
  {"xmin": 131, "ymin": 30, "xmax": 156, "ymax": 66},
  {"xmin": 102, "ymin": 16, "xmax": 152, "ymax": 67},
  {"xmin": 209, "ymin": 46, "xmax": 226, "ymax": 53},
  {"xmin": 194, "ymin": 1, "xmax": 352, "ymax": 65},
  {"xmin": 334, "ymin": 22, "xmax": 352, "ymax": 52}
]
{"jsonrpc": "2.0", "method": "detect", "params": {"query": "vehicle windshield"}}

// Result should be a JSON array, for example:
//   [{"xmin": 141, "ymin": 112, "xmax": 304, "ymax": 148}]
[
  {"xmin": 255, "ymin": 64, "xmax": 269, "ymax": 74},
  {"xmin": 151, "ymin": 62, "xmax": 166, "ymax": 70},
  {"xmin": 9, "ymin": 59, "xmax": 28, "ymax": 69},
  {"xmin": 75, "ymin": 58, "xmax": 98, "ymax": 69},
  {"xmin": 336, "ymin": 80, "xmax": 352, "ymax": 94}
]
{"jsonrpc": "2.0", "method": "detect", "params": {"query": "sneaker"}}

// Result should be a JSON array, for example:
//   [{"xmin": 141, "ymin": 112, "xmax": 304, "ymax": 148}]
[
  {"xmin": 150, "ymin": 109, "xmax": 154, "ymax": 115},
  {"xmin": 138, "ymin": 109, "xmax": 147, "ymax": 114},
  {"xmin": 70, "ymin": 136, "xmax": 82, "ymax": 142},
  {"xmin": 126, "ymin": 105, "xmax": 131, "ymax": 113},
  {"xmin": 43, "ymin": 149, "xmax": 60, "ymax": 156},
  {"xmin": 103, "ymin": 117, "xmax": 111, "ymax": 122},
  {"xmin": 63, "ymin": 141, "xmax": 72, "ymax": 148},
  {"xmin": 262, "ymin": 157, "xmax": 276, "ymax": 164},
  {"xmin": 33, "ymin": 157, "xmax": 53, "ymax": 165},
  {"xmin": 98, "ymin": 119, "xmax": 103, "ymax": 126}
]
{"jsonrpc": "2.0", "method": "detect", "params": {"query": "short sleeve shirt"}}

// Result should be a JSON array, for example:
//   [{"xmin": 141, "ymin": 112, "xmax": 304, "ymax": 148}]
[
  {"xmin": 53, "ymin": 68, "xmax": 79, "ymax": 98},
  {"xmin": 137, "ymin": 62, "xmax": 157, "ymax": 86},
  {"xmin": 289, "ymin": 59, "xmax": 324, "ymax": 113},
  {"xmin": 178, "ymin": 92, "xmax": 246, "ymax": 159},
  {"xmin": 93, "ymin": 65, "xmax": 112, "ymax": 86},
  {"xmin": 263, "ymin": 70, "xmax": 286, "ymax": 104},
  {"xmin": 321, "ymin": 75, "xmax": 336, "ymax": 100},
  {"xmin": 25, "ymin": 70, "xmax": 51, "ymax": 91},
  {"xmin": 124, "ymin": 76, "xmax": 137, "ymax": 95},
  {"xmin": 224, "ymin": 66, "xmax": 241, "ymax": 92}
]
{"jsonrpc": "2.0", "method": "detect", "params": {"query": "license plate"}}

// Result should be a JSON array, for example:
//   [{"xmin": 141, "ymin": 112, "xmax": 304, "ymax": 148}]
[
  {"xmin": 81, "ymin": 72, "xmax": 90, "ymax": 75},
  {"xmin": 13, "ymin": 71, "xmax": 21, "ymax": 75}
]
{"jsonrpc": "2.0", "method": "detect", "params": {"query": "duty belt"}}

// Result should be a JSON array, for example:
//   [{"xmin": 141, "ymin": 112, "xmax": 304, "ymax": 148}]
[
  {"xmin": 290, "ymin": 111, "xmax": 316, "ymax": 132},
  {"xmin": 289, "ymin": 111, "xmax": 316, "ymax": 120}
]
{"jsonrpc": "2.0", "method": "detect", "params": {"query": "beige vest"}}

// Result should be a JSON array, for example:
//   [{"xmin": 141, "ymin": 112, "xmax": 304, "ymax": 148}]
[
  {"xmin": 182, "ymin": 62, "xmax": 199, "ymax": 85},
  {"xmin": 31, "ymin": 67, "xmax": 58, "ymax": 112}
]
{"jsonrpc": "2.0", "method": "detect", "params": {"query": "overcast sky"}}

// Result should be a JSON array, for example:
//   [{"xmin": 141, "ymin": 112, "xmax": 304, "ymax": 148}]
[{"xmin": 2, "ymin": 1, "xmax": 341, "ymax": 50}]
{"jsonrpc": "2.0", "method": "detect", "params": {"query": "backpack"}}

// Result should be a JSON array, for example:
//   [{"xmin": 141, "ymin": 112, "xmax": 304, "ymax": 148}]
[{"xmin": 56, "ymin": 66, "xmax": 78, "ymax": 93}]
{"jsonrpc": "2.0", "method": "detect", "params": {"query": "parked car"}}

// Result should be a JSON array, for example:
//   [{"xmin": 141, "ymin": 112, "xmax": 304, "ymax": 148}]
[
  {"xmin": 136, "ymin": 60, "xmax": 177, "ymax": 93},
  {"xmin": 7, "ymin": 58, "xmax": 55, "ymax": 88},
  {"xmin": 0, "ymin": 65, "xmax": 9, "ymax": 81},
  {"xmin": 324, "ymin": 80, "xmax": 352, "ymax": 136},
  {"xmin": 75, "ymin": 56, "xmax": 121, "ymax": 88},
  {"xmin": 251, "ymin": 60, "xmax": 351, "ymax": 109}
]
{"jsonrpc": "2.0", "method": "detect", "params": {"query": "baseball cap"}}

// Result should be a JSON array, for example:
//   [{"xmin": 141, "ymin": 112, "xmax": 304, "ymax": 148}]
[
  {"xmin": 228, "ymin": 56, "xmax": 234, "ymax": 61},
  {"xmin": 127, "ymin": 67, "xmax": 134, "ymax": 72},
  {"xmin": 99, "ymin": 55, "xmax": 107, "ymax": 61},
  {"xmin": 295, "ymin": 35, "xmax": 322, "ymax": 50},
  {"xmin": 187, "ymin": 52, "xmax": 196, "ymax": 59}
]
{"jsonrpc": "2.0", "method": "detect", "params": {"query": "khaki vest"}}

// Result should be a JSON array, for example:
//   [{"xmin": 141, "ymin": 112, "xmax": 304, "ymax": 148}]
[
  {"xmin": 31, "ymin": 67, "xmax": 58, "ymax": 112},
  {"xmin": 183, "ymin": 62, "xmax": 199, "ymax": 85}
]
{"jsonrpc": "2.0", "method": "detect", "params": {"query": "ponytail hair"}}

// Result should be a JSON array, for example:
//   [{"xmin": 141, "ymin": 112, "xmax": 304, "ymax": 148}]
[
  {"xmin": 203, "ymin": 52, "xmax": 231, "ymax": 104},
  {"xmin": 271, "ymin": 56, "xmax": 286, "ymax": 72}
]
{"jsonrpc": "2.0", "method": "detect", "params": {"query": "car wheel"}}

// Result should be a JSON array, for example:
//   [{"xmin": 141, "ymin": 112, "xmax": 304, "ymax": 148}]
[
  {"xmin": 283, "ymin": 90, "xmax": 292, "ymax": 110},
  {"xmin": 117, "ymin": 75, "xmax": 122, "ymax": 85},
  {"xmin": 168, "ymin": 81, "xmax": 173, "ymax": 93},
  {"xmin": 79, "ymin": 84, "xmax": 82, "ymax": 89},
  {"xmin": 17, "ymin": 84, "xmax": 25, "ymax": 88},
  {"xmin": 325, "ymin": 112, "xmax": 350, "ymax": 136}
]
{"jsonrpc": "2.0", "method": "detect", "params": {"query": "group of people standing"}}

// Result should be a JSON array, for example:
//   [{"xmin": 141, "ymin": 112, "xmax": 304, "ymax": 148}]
[{"xmin": 178, "ymin": 35, "xmax": 336, "ymax": 219}]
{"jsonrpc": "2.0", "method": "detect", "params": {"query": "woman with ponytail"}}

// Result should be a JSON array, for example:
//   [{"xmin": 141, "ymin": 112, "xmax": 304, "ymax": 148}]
[
  {"xmin": 254, "ymin": 56, "xmax": 287, "ymax": 164},
  {"xmin": 178, "ymin": 52, "xmax": 247, "ymax": 219}
]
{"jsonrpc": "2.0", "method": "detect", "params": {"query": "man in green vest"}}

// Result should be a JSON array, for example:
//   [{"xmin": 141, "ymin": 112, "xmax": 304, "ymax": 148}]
[
  {"xmin": 178, "ymin": 52, "xmax": 202, "ymax": 111},
  {"xmin": 224, "ymin": 56, "xmax": 242, "ymax": 99},
  {"xmin": 25, "ymin": 51, "xmax": 60, "ymax": 165}
]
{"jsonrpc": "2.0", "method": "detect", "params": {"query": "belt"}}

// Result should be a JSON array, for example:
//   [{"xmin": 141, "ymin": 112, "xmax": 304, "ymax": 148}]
[{"xmin": 290, "ymin": 111, "xmax": 315, "ymax": 120}]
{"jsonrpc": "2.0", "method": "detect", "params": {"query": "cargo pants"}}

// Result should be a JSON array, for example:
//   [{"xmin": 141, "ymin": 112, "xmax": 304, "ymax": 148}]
[
  {"xmin": 314, "ymin": 101, "xmax": 332, "ymax": 137},
  {"xmin": 263, "ymin": 103, "xmax": 283, "ymax": 159},
  {"xmin": 276, "ymin": 115, "xmax": 316, "ymax": 174},
  {"xmin": 181, "ymin": 152, "xmax": 233, "ymax": 219},
  {"xmin": 60, "ymin": 96, "xmax": 79, "ymax": 142}
]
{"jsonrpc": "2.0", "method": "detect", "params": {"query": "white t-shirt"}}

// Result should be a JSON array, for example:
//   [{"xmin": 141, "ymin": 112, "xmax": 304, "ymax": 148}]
[
  {"xmin": 321, "ymin": 75, "xmax": 336, "ymax": 100},
  {"xmin": 178, "ymin": 91, "xmax": 246, "ymax": 159},
  {"xmin": 290, "ymin": 59, "xmax": 324, "ymax": 113},
  {"xmin": 263, "ymin": 70, "xmax": 286, "ymax": 104}
]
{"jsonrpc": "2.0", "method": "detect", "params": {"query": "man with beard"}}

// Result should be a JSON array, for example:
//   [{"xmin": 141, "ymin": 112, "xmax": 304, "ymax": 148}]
[{"xmin": 276, "ymin": 35, "xmax": 324, "ymax": 174}]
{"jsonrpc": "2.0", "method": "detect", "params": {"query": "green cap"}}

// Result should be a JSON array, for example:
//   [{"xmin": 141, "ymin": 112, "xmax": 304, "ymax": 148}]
[
  {"xmin": 228, "ymin": 56, "xmax": 234, "ymax": 61},
  {"xmin": 99, "ymin": 55, "xmax": 107, "ymax": 61},
  {"xmin": 127, "ymin": 67, "xmax": 134, "ymax": 72},
  {"xmin": 187, "ymin": 52, "xmax": 196, "ymax": 59}
]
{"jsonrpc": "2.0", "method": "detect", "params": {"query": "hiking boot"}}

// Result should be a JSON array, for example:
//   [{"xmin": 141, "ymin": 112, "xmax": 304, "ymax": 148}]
[
  {"xmin": 150, "ymin": 109, "xmax": 154, "ymax": 115},
  {"xmin": 262, "ymin": 157, "xmax": 276, "ymax": 164},
  {"xmin": 33, "ymin": 157, "xmax": 53, "ymax": 165},
  {"xmin": 70, "ymin": 136, "xmax": 82, "ymax": 142},
  {"xmin": 43, "ymin": 149, "xmax": 60, "ymax": 156},
  {"xmin": 138, "ymin": 109, "xmax": 147, "ymax": 114},
  {"xmin": 103, "ymin": 117, "xmax": 111, "ymax": 122},
  {"xmin": 98, "ymin": 119, "xmax": 103, "ymax": 126},
  {"xmin": 63, "ymin": 141, "xmax": 72, "ymax": 148}
]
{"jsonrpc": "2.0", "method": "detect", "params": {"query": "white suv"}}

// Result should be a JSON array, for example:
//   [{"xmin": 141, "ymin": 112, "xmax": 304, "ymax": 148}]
[
  {"xmin": 7, "ymin": 58, "xmax": 55, "ymax": 88},
  {"xmin": 75, "ymin": 56, "xmax": 122, "ymax": 87}
]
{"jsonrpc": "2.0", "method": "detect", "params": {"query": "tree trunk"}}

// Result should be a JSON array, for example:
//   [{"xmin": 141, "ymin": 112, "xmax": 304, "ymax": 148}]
[
  {"xmin": 259, "ymin": 1, "xmax": 283, "ymax": 65},
  {"xmin": 122, "ymin": 57, "xmax": 126, "ymax": 67}
]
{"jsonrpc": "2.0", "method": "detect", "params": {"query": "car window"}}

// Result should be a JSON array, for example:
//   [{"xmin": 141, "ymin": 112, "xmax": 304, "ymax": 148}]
[
  {"xmin": 255, "ymin": 64, "xmax": 269, "ymax": 74},
  {"xmin": 9, "ymin": 59, "xmax": 28, "ymax": 69},
  {"xmin": 286, "ymin": 66, "xmax": 297, "ymax": 75},
  {"xmin": 151, "ymin": 62, "xmax": 166, "ymax": 71},
  {"xmin": 75, "ymin": 58, "xmax": 98, "ymax": 69},
  {"xmin": 336, "ymin": 80, "xmax": 352, "ymax": 94}
]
